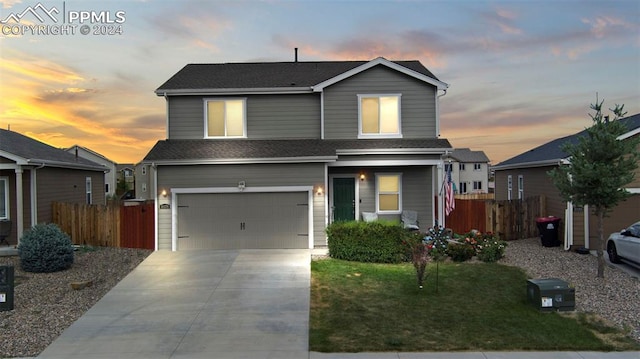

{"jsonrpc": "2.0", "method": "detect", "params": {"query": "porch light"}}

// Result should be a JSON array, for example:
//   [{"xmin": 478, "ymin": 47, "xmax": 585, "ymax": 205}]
[
  {"xmin": 360, "ymin": 173, "xmax": 366, "ymax": 181},
  {"xmin": 161, "ymin": 189, "xmax": 167, "ymax": 197},
  {"xmin": 316, "ymin": 186, "xmax": 324, "ymax": 196}
]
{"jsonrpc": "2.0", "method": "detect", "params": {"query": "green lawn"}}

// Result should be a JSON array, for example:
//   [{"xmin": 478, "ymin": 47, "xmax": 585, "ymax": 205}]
[{"xmin": 310, "ymin": 259, "xmax": 639, "ymax": 352}]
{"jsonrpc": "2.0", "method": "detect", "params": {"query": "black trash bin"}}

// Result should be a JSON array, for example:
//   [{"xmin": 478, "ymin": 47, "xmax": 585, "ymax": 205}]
[
  {"xmin": 536, "ymin": 216, "xmax": 561, "ymax": 247},
  {"xmin": 0, "ymin": 266, "xmax": 14, "ymax": 311}
]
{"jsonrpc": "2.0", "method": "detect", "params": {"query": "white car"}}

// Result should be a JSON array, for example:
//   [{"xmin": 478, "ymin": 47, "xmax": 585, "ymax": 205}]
[{"xmin": 607, "ymin": 221, "xmax": 640, "ymax": 266}]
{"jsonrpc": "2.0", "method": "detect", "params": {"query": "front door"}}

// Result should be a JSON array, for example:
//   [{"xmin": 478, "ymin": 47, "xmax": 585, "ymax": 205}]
[{"xmin": 333, "ymin": 178, "xmax": 355, "ymax": 222}]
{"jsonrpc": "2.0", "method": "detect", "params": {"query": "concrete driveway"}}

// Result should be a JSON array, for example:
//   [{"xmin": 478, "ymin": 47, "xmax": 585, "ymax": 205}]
[{"xmin": 37, "ymin": 249, "xmax": 310, "ymax": 359}]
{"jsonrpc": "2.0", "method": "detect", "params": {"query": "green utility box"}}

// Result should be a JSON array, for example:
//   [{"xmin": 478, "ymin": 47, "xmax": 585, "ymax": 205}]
[
  {"xmin": 0, "ymin": 265, "xmax": 14, "ymax": 311},
  {"xmin": 527, "ymin": 278, "xmax": 575, "ymax": 312}
]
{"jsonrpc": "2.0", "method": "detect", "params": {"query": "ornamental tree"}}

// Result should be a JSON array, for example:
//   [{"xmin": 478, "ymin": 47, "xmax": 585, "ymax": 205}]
[{"xmin": 548, "ymin": 99, "xmax": 639, "ymax": 278}]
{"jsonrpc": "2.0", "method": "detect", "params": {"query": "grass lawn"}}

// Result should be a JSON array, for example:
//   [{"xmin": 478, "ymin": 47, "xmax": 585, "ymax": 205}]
[{"xmin": 310, "ymin": 259, "xmax": 640, "ymax": 352}]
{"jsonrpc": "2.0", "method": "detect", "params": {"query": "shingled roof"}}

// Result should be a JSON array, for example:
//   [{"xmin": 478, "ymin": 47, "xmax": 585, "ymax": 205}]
[
  {"xmin": 0, "ymin": 129, "xmax": 106, "ymax": 170},
  {"xmin": 450, "ymin": 148, "xmax": 490, "ymax": 163},
  {"xmin": 156, "ymin": 58, "xmax": 442, "ymax": 94},
  {"xmin": 143, "ymin": 138, "xmax": 452, "ymax": 164},
  {"xmin": 494, "ymin": 113, "xmax": 640, "ymax": 170}
]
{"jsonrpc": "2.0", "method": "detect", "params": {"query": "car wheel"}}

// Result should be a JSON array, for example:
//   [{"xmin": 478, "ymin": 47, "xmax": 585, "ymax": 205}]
[{"xmin": 607, "ymin": 241, "xmax": 622, "ymax": 264}]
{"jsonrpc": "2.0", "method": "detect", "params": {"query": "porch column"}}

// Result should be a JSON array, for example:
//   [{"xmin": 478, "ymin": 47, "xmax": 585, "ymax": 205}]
[{"xmin": 15, "ymin": 168, "xmax": 24, "ymax": 244}]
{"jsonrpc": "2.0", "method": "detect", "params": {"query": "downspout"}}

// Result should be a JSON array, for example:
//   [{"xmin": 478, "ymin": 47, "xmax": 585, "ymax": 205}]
[
  {"xmin": 560, "ymin": 159, "xmax": 573, "ymax": 250},
  {"xmin": 163, "ymin": 92, "xmax": 169, "ymax": 139},
  {"xmin": 436, "ymin": 89, "xmax": 447, "ymax": 137}
]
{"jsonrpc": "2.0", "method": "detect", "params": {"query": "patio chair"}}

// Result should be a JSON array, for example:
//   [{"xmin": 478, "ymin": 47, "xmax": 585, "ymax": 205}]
[
  {"xmin": 401, "ymin": 210, "xmax": 419, "ymax": 231},
  {"xmin": 361, "ymin": 212, "xmax": 378, "ymax": 222},
  {"xmin": 0, "ymin": 220, "xmax": 11, "ymax": 246}
]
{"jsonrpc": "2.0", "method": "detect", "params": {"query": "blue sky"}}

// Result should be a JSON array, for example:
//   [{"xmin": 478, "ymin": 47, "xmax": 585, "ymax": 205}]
[{"xmin": 1, "ymin": 0, "xmax": 638, "ymax": 164}]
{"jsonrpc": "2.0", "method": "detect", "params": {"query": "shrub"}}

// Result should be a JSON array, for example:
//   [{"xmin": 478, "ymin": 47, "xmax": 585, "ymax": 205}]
[
  {"xmin": 447, "ymin": 242, "xmax": 475, "ymax": 262},
  {"xmin": 18, "ymin": 223, "xmax": 74, "ymax": 273},
  {"xmin": 326, "ymin": 221, "xmax": 407, "ymax": 263}
]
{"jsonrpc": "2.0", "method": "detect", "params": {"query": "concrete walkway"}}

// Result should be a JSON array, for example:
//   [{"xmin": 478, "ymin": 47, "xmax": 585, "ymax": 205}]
[{"xmin": 37, "ymin": 249, "xmax": 310, "ymax": 359}]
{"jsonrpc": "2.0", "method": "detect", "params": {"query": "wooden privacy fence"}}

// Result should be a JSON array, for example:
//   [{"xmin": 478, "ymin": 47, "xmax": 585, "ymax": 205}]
[
  {"xmin": 444, "ymin": 195, "xmax": 546, "ymax": 240},
  {"xmin": 52, "ymin": 202, "xmax": 154, "ymax": 249}
]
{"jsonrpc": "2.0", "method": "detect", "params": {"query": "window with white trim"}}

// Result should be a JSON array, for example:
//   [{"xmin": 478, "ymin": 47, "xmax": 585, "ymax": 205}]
[
  {"xmin": 473, "ymin": 181, "xmax": 482, "ymax": 191},
  {"xmin": 204, "ymin": 98, "xmax": 246, "ymax": 138},
  {"xmin": 518, "ymin": 175, "xmax": 524, "ymax": 200},
  {"xmin": 0, "ymin": 177, "xmax": 8, "ymax": 220},
  {"xmin": 358, "ymin": 94, "xmax": 401, "ymax": 138},
  {"xmin": 459, "ymin": 163, "xmax": 466, "ymax": 171},
  {"xmin": 142, "ymin": 166, "xmax": 147, "ymax": 175},
  {"xmin": 86, "ymin": 177, "xmax": 92, "ymax": 205},
  {"xmin": 376, "ymin": 173, "xmax": 402, "ymax": 213},
  {"xmin": 507, "ymin": 175, "xmax": 513, "ymax": 201},
  {"xmin": 459, "ymin": 182, "xmax": 467, "ymax": 194},
  {"xmin": 142, "ymin": 183, "xmax": 147, "ymax": 193},
  {"xmin": 474, "ymin": 163, "xmax": 482, "ymax": 171}
]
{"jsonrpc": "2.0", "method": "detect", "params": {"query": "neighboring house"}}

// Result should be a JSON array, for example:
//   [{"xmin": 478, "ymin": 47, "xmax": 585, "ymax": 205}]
[
  {"xmin": 65, "ymin": 145, "xmax": 117, "ymax": 199},
  {"xmin": 0, "ymin": 129, "xmax": 107, "ymax": 245},
  {"xmin": 116, "ymin": 164, "xmax": 135, "ymax": 195},
  {"xmin": 143, "ymin": 57, "xmax": 452, "ymax": 251},
  {"xmin": 134, "ymin": 162, "xmax": 154, "ymax": 200},
  {"xmin": 446, "ymin": 148, "xmax": 490, "ymax": 194},
  {"xmin": 493, "ymin": 113, "xmax": 640, "ymax": 248}
]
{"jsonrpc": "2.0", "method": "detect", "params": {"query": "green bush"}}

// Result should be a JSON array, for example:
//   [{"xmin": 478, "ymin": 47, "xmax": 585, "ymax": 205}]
[
  {"xmin": 447, "ymin": 242, "xmax": 475, "ymax": 262},
  {"xmin": 326, "ymin": 221, "xmax": 408, "ymax": 263},
  {"xmin": 18, "ymin": 223, "xmax": 74, "ymax": 273}
]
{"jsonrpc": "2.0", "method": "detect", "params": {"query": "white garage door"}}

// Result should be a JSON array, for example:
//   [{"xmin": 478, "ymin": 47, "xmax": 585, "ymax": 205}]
[{"xmin": 176, "ymin": 192, "xmax": 309, "ymax": 249}]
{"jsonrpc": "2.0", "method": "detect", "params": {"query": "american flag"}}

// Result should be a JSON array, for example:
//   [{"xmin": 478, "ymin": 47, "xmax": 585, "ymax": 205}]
[{"xmin": 445, "ymin": 165, "xmax": 455, "ymax": 216}]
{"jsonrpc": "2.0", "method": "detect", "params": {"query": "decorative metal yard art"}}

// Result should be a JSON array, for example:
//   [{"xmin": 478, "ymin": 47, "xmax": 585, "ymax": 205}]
[{"xmin": 408, "ymin": 226, "xmax": 449, "ymax": 293}]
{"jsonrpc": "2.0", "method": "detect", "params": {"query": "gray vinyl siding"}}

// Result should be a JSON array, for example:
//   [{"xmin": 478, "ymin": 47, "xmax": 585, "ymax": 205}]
[
  {"xmin": 156, "ymin": 163, "xmax": 326, "ymax": 250},
  {"xmin": 323, "ymin": 65, "xmax": 437, "ymax": 139},
  {"xmin": 167, "ymin": 94, "xmax": 321, "ymax": 140},
  {"xmin": 329, "ymin": 166, "xmax": 433, "ymax": 226},
  {"xmin": 36, "ymin": 167, "xmax": 105, "ymax": 224}
]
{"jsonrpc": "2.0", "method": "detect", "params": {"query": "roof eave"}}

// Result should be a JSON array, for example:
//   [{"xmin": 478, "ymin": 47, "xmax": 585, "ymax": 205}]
[
  {"xmin": 336, "ymin": 148, "xmax": 453, "ymax": 156},
  {"xmin": 143, "ymin": 156, "xmax": 338, "ymax": 166},
  {"xmin": 492, "ymin": 158, "xmax": 567, "ymax": 171},
  {"xmin": 155, "ymin": 87, "xmax": 314, "ymax": 96},
  {"xmin": 26, "ymin": 158, "xmax": 108, "ymax": 171}
]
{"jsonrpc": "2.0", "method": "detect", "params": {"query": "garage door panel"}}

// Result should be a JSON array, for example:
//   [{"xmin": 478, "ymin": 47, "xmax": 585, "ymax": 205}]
[{"xmin": 177, "ymin": 192, "xmax": 309, "ymax": 249}]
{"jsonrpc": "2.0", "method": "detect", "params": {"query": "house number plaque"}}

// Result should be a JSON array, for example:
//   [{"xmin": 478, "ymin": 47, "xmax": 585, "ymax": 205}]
[{"xmin": 160, "ymin": 204, "xmax": 170, "ymax": 209}]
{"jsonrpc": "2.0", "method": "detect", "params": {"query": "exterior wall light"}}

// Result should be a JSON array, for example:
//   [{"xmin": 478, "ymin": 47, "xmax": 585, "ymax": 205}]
[
  {"xmin": 360, "ymin": 173, "xmax": 366, "ymax": 181},
  {"xmin": 316, "ymin": 186, "xmax": 324, "ymax": 196},
  {"xmin": 161, "ymin": 189, "xmax": 167, "ymax": 197}
]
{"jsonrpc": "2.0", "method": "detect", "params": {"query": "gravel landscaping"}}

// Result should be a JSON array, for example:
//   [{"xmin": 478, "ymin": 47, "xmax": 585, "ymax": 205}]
[
  {"xmin": 0, "ymin": 238, "xmax": 638, "ymax": 358},
  {"xmin": 0, "ymin": 247, "xmax": 151, "ymax": 358},
  {"xmin": 499, "ymin": 237, "xmax": 640, "ymax": 343}
]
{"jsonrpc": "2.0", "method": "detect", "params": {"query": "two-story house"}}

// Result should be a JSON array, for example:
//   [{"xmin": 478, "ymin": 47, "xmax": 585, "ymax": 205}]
[
  {"xmin": 142, "ymin": 57, "xmax": 451, "ymax": 251},
  {"xmin": 65, "ymin": 145, "xmax": 117, "ymax": 200},
  {"xmin": 445, "ymin": 148, "xmax": 490, "ymax": 194},
  {"xmin": 493, "ymin": 113, "xmax": 640, "ymax": 249}
]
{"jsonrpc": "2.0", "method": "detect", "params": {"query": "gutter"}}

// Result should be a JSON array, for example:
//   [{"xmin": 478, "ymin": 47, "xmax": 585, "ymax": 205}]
[
  {"xmin": 26, "ymin": 158, "xmax": 107, "ymax": 171},
  {"xmin": 492, "ymin": 158, "xmax": 567, "ymax": 171},
  {"xmin": 141, "ymin": 156, "xmax": 338, "ymax": 166},
  {"xmin": 155, "ymin": 87, "xmax": 314, "ymax": 96}
]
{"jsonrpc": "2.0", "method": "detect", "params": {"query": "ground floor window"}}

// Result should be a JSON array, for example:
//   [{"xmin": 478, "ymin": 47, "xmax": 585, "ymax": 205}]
[
  {"xmin": 376, "ymin": 173, "xmax": 401, "ymax": 213},
  {"xmin": 473, "ymin": 181, "xmax": 482, "ymax": 191},
  {"xmin": 86, "ymin": 177, "xmax": 92, "ymax": 205},
  {"xmin": 0, "ymin": 177, "xmax": 8, "ymax": 219}
]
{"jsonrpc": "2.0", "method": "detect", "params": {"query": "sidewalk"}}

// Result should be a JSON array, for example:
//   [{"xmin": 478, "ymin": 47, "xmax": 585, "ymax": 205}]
[{"xmin": 310, "ymin": 351, "xmax": 640, "ymax": 358}]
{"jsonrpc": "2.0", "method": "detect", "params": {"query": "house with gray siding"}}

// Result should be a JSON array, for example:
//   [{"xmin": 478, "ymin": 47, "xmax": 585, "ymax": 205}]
[
  {"xmin": 446, "ymin": 148, "xmax": 490, "ymax": 194},
  {"xmin": 492, "ymin": 113, "xmax": 640, "ymax": 249},
  {"xmin": 0, "ymin": 129, "xmax": 107, "ymax": 245},
  {"xmin": 65, "ymin": 145, "xmax": 117, "ymax": 200},
  {"xmin": 143, "ymin": 57, "xmax": 452, "ymax": 251}
]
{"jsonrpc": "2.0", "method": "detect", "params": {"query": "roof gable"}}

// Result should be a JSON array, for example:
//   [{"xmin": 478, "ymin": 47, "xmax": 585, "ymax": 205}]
[
  {"xmin": 155, "ymin": 58, "xmax": 447, "ymax": 95},
  {"xmin": 0, "ymin": 129, "xmax": 105, "ymax": 170},
  {"xmin": 450, "ymin": 148, "xmax": 490, "ymax": 163},
  {"xmin": 494, "ymin": 113, "xmax": 640, "ymax": 170}
]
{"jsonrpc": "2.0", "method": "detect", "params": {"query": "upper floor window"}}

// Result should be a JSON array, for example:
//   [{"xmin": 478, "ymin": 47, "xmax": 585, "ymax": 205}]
[
  {"xmin": 142, "ymin": 166, "xmax": 147, "ymax": 176},
  {"xmin": 0, "ymin": 177, "xmax": 8, "ymax": 220},
  {"xmin": 444, "ymin": 163, "xmax": 453, "ymax": 172},
  {"xmin": 376, "ymin": 173, "xmax": 402, "ymax": 213},
  {"xmin": 473, "ymin": 163, "xmax": 482, "ymax": 171},
  {"xmin": 507, "ymin": 175, "xmax": 513, "ymax": 201},
  {"xmin": 205, "ymin": 99, "xmax": 246, "ymax": 138},
  {"xmin": 358, "ymin": 94, "xmax": 401, "ymax": 138},
  {"xmin": 459, "ymin": 163, "xmax": 466, "ymax": 171}
]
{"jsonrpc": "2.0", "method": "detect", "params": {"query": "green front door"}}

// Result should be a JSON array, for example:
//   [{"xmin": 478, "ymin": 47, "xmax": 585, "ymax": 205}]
[{"xmin": 333, "ymin": 178, "xmax": 355, "ymax": 222}]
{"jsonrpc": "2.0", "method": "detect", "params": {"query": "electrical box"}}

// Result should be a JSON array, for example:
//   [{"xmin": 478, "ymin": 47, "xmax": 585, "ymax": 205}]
[
  {"xmin": 0, "ymin": 265, "xmax": 14, "ymax": 311},
  {"xmin": 527, "ymin": 278, "xmax": 575, "ymax": 312}
]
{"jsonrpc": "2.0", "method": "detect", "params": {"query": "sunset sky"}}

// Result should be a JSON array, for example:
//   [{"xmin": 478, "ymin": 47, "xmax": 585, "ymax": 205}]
[{"xmin": 1, "ymin": 0, "xmax": 638, "ymax": 165}]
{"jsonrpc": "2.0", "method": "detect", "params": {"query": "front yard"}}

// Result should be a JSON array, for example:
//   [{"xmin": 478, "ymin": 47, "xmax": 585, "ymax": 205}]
[{"xmin": 310, "ymin": 257, "xmax": 640, "ymax": 352}]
